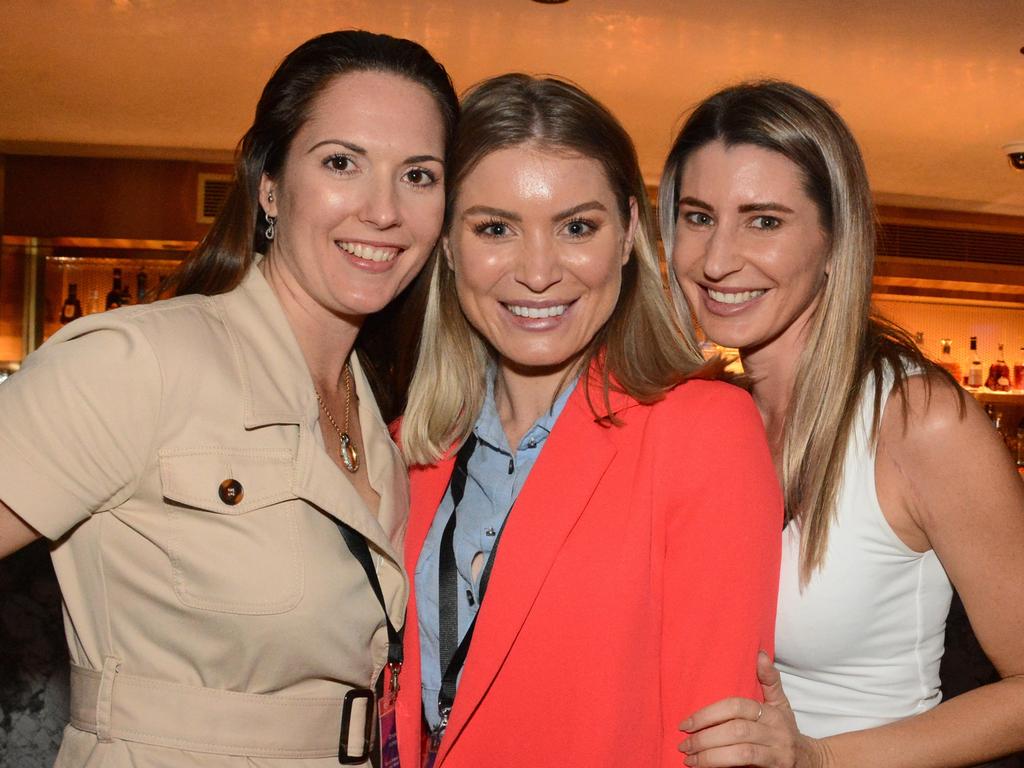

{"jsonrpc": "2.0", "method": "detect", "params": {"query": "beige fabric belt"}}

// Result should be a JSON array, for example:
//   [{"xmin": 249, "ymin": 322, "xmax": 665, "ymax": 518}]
[{"xmin": 69, "ymin": 658, "xmax": 374, "ymax": 759}]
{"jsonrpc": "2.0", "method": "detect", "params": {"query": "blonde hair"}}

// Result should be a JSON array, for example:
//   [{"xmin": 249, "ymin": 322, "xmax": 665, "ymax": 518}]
[
  {"xmin": 659, "ymin": 80, "xmax": 960, "ymax": 584},
  {"xmin": 403, "ymin": 74, "xmax": 706, "ymax": 465}
]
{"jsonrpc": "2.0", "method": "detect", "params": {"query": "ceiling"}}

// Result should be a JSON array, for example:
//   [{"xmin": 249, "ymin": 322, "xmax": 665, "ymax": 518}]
[{"xmin": 2, "ymin": 0, "xmax": 1023, "ymax": 216}]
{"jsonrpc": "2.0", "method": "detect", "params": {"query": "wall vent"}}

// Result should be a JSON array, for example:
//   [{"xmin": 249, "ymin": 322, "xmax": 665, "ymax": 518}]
[
  {"xmin": 877, "ymin": 223, "xmax": 1024, "ymax": 267},
  {"xmin": 196, "ymin": 173, "xmax": 233, "ymax": 224}
]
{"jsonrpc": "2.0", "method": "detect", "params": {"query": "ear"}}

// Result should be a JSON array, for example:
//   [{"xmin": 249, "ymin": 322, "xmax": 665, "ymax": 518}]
[
  {"xmin": 259, "ymin": 173, "xmax": 278, "ymax": 217},
  {"xmin": 621, "ymin": 196, "xmax": 640, "ymax": 265}
]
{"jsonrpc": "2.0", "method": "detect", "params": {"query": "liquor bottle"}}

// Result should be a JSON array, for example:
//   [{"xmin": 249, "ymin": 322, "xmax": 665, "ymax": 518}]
[
  {"xmin": 105, "ymin": 268, "xmax": 124, "ymax": 311},
  {"xmin": 120, "ymin": 275, "xmax": 133, "ymax": 305},
  {"xmin": 937, "ymin": 338, "xmax": 961, "ymax": 383},
  {"xmin": 136, "ymin": 270, "xmax": 149, "ymax": 304},
  {"xmin": 1014, "ymin": 346, "xmax": 1024, "ymax": 392},
  {"xmin": 1017, "ymin": 417, "xmax": 1024, "ymax": 469},
  {"xmin": 966, "ymin": 336, "xmax": 984, "ymax": 388},
  {"xmin": 59, "ymin": 283, "xmax": 83, "ymax": 324},
  {"xmin": 985, "ymin": 344, "xmax": 1011, "ymax": 392}
]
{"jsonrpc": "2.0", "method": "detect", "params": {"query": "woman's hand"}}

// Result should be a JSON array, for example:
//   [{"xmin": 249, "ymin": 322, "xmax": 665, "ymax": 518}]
[{"xmin": 678, "ymin": 651, "xmax": 828, "ymax": 768}]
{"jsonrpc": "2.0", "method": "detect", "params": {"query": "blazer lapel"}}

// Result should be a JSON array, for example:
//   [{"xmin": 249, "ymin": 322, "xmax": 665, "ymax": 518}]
[{"xmin": 436, "ymin": 387, "xmax": 619, "ymax": 763}]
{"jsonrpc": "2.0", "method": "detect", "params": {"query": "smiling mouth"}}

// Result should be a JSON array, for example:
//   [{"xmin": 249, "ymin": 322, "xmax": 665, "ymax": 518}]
[
  {"xmin": 503, "ymin": 302, "xmax": 571, "ymax": 319},
  {"xmin": 337, "ymin": 241, "xmax": 399, "ymax": 263},
  {"xmin": 705, "ymin": 287, "xmax": 767, "ymax": 305}
]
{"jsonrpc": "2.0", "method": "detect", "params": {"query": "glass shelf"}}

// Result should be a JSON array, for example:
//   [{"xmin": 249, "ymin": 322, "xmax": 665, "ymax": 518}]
[{"xmin": 1, "ymin": 236, "xmax": 192, "ymax": 364}]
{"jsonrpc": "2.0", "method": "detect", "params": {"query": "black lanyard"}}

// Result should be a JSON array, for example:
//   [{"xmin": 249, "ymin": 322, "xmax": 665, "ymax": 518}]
[
  {"xmin": 336, "ymin": 521, "xmax": 404, "ymax": 694},
  {"xmin": 435, "ymin": 433, "xmax": 512, "ymax": 735}
]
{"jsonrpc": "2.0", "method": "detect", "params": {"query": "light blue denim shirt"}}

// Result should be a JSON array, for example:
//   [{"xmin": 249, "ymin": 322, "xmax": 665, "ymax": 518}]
[{"xmin": 415, "ymin": 373, "xmax": 577, "ymax": 730}]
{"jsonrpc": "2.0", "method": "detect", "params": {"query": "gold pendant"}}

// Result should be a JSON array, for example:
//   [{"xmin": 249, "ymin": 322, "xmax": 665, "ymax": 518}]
[{"xmin": 340, "ymin": 432, "xmax": 360, "ymax": 473}]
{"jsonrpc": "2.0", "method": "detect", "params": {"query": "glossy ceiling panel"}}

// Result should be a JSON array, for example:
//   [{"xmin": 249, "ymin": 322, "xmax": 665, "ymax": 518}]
[{"xmin": 1, "ymin": 0, "xmax": 1022, "ymax": 214}]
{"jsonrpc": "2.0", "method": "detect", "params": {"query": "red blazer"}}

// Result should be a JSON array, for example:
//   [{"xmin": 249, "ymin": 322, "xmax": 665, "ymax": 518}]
[{"xmin": 396, "ymin": 377, "xmax": 782, "ymax": 767}]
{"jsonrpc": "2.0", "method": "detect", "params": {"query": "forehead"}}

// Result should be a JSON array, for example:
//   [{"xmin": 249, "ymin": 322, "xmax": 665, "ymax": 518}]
[
  {"xmin": 459, "ymin": 144, "xmax": 615, "ymax": 205},
  {"xmin": 681, "ymin": 141, "xmax": 809, "ymax": 200},
  {"xmin": 296, "ymin": 70, "xmax": 446, "ymax": 152}
]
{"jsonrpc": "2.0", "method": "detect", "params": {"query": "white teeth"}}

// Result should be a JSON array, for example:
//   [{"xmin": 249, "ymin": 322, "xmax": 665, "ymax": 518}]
[
  {"xmin": 338, "ymin": 241, "xmax": 397, "ymax": 262},
  {"xmin": 707, "ymin": 288, "xmax": 766, "ymax": 305},
  {"xmin": 505, "ymin": 303, "xmax": 569, "ymax": 319}
]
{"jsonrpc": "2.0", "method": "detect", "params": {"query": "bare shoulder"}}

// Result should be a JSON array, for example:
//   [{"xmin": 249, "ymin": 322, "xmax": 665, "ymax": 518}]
[
  {"xmin": 879, "ymin": 371, "xmax": 1023, "ymax": 546},
  {"xmin": 880, "ymin": 373, "xmax": 1002, "ymax": 467},
  {"xmin": 879, "ymin": 374, "xmax": 1024, "ymax": 679}
]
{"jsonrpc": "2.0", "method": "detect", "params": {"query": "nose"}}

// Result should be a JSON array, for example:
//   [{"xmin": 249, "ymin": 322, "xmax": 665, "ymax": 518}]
[
  {"xmin": 359, "ymin": 174, "xmax": 401, "ymax": 230},
  {"xmin": 700, "ymin": 226, "xmax": 744, "ymax": 281},
  {"xmin": 515, "ymin": 233, "xmax": 562, "ymax": 293}
]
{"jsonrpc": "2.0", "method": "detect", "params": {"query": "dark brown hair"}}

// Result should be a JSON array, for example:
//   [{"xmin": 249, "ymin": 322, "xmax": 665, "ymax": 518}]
[
  {"xmin": 170, "ymin": 30, "xmax": 457, "ymax": 420},
  {"xmin": 174, "ymin": 30, "xmax": 456, "ymax": 296}
]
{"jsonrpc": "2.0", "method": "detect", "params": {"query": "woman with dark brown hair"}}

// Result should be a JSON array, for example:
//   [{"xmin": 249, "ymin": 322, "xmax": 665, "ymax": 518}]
[{"xmin": 0, "ymin": 30, "xmax": 456, "ymax": 767}]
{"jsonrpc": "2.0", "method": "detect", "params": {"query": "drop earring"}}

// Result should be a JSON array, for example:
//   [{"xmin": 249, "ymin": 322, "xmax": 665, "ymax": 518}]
[{"xmin": 264, "ymin": 210, "xmax": 276, "ymax": 241}]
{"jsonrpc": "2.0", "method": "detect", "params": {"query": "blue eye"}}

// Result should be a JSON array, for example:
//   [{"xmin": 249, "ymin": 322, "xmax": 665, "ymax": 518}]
[
  {"xmin": 564, "ymin": 218, "xmax": 597, "ymax": 238},
  {"xmin": 683, "ymin": 211, "xmax": 714, "ymax": 227},
  {"xmin": 474, "ymin": 219, "xmax": 509, "ymax": 238},
  {"xmin": 752, "ymin": 215, "xmax": 781, "ymax": 230}
]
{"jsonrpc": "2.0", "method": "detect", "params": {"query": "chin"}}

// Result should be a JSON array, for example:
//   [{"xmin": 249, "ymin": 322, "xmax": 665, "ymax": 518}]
[
  {"xmin": 696, "ymin": 320, "xmax": 757, "ymax": 351},
  {"xmin": 333, "ymin": 289, "xmax": 401, "ymax": 317},
  {"xmin": 500, "ymin": 346, "xmax": 588, "ymax": 376}
]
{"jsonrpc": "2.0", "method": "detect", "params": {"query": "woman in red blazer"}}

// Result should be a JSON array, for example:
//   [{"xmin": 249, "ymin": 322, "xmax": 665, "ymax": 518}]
[{"xmin": 397, "ymin": 74, "xmax": 782, "ymax": 768}]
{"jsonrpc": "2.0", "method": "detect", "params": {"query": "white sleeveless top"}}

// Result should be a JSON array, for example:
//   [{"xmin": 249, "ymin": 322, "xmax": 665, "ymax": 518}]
[{"xmin": 775, "ymin": 367, "xmax": 953, "ymax": 738}]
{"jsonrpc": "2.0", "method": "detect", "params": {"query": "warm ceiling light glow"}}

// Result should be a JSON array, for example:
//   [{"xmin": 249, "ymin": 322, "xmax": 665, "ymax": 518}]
[{"xmin": 532, "ymin": 0, "xmax": 569, "ymax": 4}]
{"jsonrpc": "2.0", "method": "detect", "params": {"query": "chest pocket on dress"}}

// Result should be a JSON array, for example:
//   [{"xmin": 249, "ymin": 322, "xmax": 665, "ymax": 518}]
[{"xmin": 159, "ymin": 447, "xmax": 304, "ymax": 615}]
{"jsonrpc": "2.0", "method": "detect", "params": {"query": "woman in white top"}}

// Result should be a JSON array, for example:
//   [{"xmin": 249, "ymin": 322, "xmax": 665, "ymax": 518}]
[{"xmin": 659, "ymin": 80, "xmax": 1024, "ymax": 767}]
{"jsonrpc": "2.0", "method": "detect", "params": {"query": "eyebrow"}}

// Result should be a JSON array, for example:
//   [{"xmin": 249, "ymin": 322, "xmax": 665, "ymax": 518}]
[
  {"xmin": 308, "ymin": 140, "xmax": 442, "ymax": 165},
  {"xmin": 462, "ymin": 205, "xmax": 521, "ymax": 222},
  {"xmin": 553, "ymin": 201, "xmax": 608, "ymax": 221},
  {"xmin": 309, "ymin": 139, "xmax": 366, "ymax": 155},
  {"xmin": 461, "ymin": 200, "xmax": 608, "ymax": 222},
  {"xmin": 679, "ymin": 196, "xmax": 712, "ymax": 211},
  {"xmin": 738, "ymin": 202, "xmax": 795, "ymax": 214},
  {"xmin": 678, "ymin": 196, "xmax": 795, "ymax": 214}
]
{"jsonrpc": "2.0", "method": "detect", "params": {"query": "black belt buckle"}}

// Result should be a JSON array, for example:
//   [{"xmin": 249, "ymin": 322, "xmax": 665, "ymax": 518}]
[{"xmin": 338, "ymin": 687, "xmax": 376, "ymax": 764}]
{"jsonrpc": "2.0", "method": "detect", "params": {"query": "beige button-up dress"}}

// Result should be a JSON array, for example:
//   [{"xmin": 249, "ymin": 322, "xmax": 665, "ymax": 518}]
[{"xmin": 0, "ymin": 265, "xmax": 408, "ymax": 766}]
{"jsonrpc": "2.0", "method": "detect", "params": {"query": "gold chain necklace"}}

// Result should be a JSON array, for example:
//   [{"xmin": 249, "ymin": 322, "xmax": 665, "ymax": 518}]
[{"xmin": 315, "ymin": 363, "xmax": 360, "ymax": 473}]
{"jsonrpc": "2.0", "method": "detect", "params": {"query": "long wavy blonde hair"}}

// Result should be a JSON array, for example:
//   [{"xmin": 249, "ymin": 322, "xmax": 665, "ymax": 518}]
[
  {"xmin": 402, "ymin": 74, "xmax": 707, "ymax": 465},
  {"xmin": 659, "ymin": 81, "xmax": 960, "ymax": 584}
]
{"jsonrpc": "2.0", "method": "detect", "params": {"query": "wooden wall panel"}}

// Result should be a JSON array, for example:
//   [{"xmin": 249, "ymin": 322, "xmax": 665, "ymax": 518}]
[{"xmin": 2, "ymin": 155, "xmax": 232, "ymax": 241}]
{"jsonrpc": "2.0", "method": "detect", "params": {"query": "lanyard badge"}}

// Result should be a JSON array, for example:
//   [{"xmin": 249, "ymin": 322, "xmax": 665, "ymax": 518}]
[{"xmin": 376, "ymin": 661, "xmax": 402, "ymax": 768}]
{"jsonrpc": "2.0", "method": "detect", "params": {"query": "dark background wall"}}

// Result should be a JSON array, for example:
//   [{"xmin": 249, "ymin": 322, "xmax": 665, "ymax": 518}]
[
  {"xmin": 0, "ymin": 543, "xmax": 68, "ymax": 766},
  {"xmin": 3, "ymin": 155, "xmax": 230, "ymax": 240}
]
